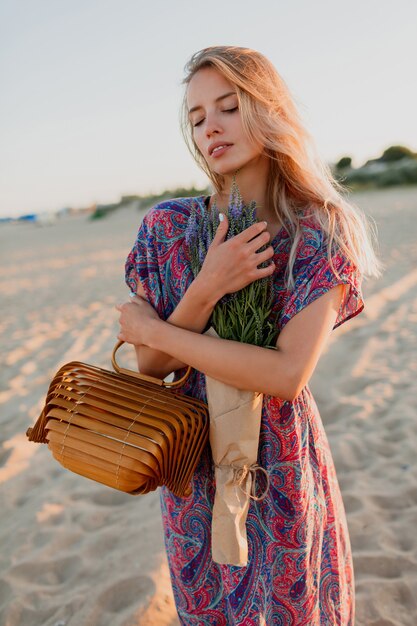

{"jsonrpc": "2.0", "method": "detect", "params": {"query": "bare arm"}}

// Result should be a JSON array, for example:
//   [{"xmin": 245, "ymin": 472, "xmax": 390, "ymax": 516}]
[
  {"xmin": 143, "ymin": 284, "xmax": 345, "ymax": 401},
  {"xmin": 133, "ymin": 276, "xmax": 218, "ymax": 379}
]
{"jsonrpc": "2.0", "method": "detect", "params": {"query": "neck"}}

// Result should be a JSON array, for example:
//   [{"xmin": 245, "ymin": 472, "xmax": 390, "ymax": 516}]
[{"xmin": 214, "ymin": 155, "xmax": 273, "ymax": 221}]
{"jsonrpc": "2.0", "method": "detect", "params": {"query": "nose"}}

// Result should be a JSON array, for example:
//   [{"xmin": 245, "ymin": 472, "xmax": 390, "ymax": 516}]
[{"xmin": 205, "ymin": 111, "xmax": 223, "ymax": 138}]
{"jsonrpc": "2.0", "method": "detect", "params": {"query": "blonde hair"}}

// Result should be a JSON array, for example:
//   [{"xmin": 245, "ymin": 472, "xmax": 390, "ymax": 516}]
[{"xmin": 180, "ymin": 45, "xmax": 383, "ymax": 290}]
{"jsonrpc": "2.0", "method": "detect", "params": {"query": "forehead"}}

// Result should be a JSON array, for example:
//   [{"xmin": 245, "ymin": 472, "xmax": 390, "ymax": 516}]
[{"xmin": 186, "ymin": 67, "xmax": 236, "ymax": 111}]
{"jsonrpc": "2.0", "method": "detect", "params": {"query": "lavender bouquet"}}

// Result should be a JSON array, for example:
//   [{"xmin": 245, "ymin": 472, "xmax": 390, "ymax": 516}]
[
  {"xmin": 184, "ymin": 177, "xmax": 278, "ymax": 567},
  {"xmin": 185, "ymin": 177, "xmax": 279, "ymax": 347}
]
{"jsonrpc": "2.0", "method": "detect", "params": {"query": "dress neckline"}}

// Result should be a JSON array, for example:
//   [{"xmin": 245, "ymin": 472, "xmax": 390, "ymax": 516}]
[{"xmin": 201, "ymin": 195, "xmax": 287, "ymax": 248}]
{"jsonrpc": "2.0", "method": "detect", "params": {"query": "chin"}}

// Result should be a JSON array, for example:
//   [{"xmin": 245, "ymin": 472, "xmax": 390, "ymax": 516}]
[{"xmin": 213, "ymin": 161, "xmax": 247, "ymax": 176}]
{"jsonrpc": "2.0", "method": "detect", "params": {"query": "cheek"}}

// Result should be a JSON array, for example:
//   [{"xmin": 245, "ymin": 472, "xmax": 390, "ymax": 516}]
[
  {"xmin": 241, "ymin": 134, "xmax": 263, "ymax": 159},
  {"xmin": 230, "ymin": 111, "xmax": 245, "ymax": 134},
  {"xmin": 192, "ymin": 132, "xmax": 204, "ymax": 155},
  {"xmin": 232, "ymin": 123, "xmax": 256, "ymax": 155}
]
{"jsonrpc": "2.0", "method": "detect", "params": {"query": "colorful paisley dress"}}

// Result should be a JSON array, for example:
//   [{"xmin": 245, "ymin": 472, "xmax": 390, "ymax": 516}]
[{"xmin": 124, "ymin": 195, "xmax": 365, "ymax": 625}]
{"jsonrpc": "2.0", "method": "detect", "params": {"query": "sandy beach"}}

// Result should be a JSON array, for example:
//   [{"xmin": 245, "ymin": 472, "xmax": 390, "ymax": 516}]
[{"xmin": 1, "ymin": 185, "xmax": 416, "ymax": 626}]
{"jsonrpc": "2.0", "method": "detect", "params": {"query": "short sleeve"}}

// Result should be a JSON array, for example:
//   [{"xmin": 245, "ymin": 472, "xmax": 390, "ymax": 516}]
[
  {"xmin": 124, "ymin": 200, "xmax": 194, "ymax": 322},
  {"xmin": 278, "ymin": 226, "xmax": 365, "ymax": 333},
  {"xmin": 124, "ymin": 208, "xmax": 168, "ymax": 320}
]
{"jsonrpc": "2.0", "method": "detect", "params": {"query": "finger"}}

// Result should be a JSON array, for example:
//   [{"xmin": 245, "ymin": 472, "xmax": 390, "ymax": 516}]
[
  {"xmin": 211, "ymin": 212, "xmax": 228, "ymax": 245},
  {"xmin": 253, "ymin": 245, "xmax": 275, "ymax": 265},
  {"xmin": 237, "ymin": 220, "xmax": 268, "ymax": 244},
  {"xmin": 259, "ymin": 261, "xmax": 276, "ymax": 276},
  {"xmin": 247, "ymin": 229, "xmax": 272, "ymax": 255},
  {"xmin": 129, "ymin": 291, "xmax": 141, "ymax": 302},
  {"xmin": 253, "ymin": 246, "xmax": 274, "ymax": 267}
]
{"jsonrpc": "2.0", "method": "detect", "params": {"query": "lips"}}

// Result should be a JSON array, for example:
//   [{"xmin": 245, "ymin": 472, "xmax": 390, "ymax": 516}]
[{"xmin": 209, "ymin": 142, "xmax": 233, "ymax": 156}]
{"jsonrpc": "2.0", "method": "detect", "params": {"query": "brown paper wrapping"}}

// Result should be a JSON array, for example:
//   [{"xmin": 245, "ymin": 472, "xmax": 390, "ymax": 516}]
[{"xmin": 203, "ymin": 326, "xmax": 269, "ymax": 567}]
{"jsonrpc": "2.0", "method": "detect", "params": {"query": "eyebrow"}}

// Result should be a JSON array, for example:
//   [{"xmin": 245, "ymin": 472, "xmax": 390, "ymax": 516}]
[{"xmin": 188, "ymin": 91, "xmax": 237, "ymax": 116}]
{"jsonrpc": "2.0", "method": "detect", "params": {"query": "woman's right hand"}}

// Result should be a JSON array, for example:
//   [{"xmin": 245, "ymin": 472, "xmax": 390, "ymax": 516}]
[{"xmin": 195, "ymin": 213, "xmax": 275, "ymax": 302}]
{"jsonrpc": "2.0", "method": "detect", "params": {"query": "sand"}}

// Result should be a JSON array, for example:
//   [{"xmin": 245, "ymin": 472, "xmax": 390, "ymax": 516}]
[{"xmin": 1, "ymin": 186, "xmax": 416, "ymax": 625}]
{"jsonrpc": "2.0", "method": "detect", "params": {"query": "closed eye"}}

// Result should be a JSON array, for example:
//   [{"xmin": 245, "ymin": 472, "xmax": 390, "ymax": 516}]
[{"xmin": 192, "ymin": 107, "xmax": 238, "ymax": 128}]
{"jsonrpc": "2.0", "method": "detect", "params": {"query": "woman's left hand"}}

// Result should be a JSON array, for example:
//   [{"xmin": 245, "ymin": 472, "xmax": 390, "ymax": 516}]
[{"xmin": 115, "ymin": 294, "xmax": 161, "ymax": 345}]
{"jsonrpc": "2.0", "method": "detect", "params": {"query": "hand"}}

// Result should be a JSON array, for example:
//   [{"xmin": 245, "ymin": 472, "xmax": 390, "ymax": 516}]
[
  {"xmin": 197, "ymin": 214, "xmax": 275, "ymax": 300},
  {"xmin": 115, "ymin": 294, "xmax": 161, "ymax": 346}
]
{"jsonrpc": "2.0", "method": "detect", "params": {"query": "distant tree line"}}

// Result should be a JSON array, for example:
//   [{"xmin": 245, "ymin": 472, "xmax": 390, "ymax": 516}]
[
  {"xmin": 89, "ymin": 143, "xmax": 417, "ymax": 220},
  {"xmin": 89, "ymin": 185, "xmax": 211, "ymax": 220},
  {"xmin": 332, "ymin": 144, "xmax": 417, "ymax": 189},
  {"xmin": 120, "ymin": 185, "xmax": 211, "ymax": 211}
]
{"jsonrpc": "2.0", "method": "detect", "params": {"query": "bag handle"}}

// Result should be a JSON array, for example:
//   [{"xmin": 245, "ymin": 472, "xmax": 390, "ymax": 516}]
[{"xmin": 111, "ymin": 340, "xmax": 192, "ymax": 389}]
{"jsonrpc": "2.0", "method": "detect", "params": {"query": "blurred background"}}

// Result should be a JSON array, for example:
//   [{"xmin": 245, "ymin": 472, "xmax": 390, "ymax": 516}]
[
  {"xmin": 1, "ymin": 2, "xmax": 416, "ymax": 625},
  {"xmin": 1, "ymin": 0, "xmax": 416, "ymax": 220}
]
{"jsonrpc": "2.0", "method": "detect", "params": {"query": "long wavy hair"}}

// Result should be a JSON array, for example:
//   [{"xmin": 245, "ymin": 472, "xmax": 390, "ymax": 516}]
[{"xmin": 180, "ymin": 45, "xmax": 383, "ymax": 290}]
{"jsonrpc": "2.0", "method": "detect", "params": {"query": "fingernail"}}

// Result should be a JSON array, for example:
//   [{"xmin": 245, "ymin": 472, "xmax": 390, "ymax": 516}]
[
  {"xmin": 219, "ymin": 213, "xmax": 224, "ymax": 222},
  {"xmin": 264, "ymin": 221, "xmax": 268, "ymax": 226}
]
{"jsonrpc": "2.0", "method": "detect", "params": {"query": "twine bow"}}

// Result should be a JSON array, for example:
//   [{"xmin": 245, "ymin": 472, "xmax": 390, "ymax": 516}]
[{"xmin": 214, "ymin": 463, "xmax": 270, "ymax": 501}]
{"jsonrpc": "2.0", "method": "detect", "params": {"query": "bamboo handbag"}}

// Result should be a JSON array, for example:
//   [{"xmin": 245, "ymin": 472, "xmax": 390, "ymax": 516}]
[{"xmin": 26, "ymin": 340, "xmax": 209, "ymax": 497}]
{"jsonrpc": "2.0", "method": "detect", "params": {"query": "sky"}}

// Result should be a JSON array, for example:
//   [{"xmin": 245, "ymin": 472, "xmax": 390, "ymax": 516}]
[{"xmin": 1, "ymin": 0, "xmax": 416, "ymax": 218}]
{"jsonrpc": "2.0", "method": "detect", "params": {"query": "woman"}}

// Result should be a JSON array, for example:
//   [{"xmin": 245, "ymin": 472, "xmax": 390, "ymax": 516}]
[{"xmin": 117, "ymin": 46, "xmax": 381, "ymax": 625}]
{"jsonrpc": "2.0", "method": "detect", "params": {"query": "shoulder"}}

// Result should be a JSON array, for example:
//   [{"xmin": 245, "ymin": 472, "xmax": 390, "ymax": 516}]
[
  {"xmin": 292, "ymin": 217, "xmax": 326, "ymax": 268},
  {"xmin": 295, "ymin": 216, "xmax": 361, "ymax": 285},
  {"xmin": 142, "ymin": 196, "xmax": 204, "ymax": 231}
]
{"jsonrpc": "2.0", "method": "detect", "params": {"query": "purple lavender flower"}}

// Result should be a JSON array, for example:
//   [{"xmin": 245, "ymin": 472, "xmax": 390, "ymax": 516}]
[{"xmin": 184, "ymin": 176, "xmax": 279, "ymax": 347}]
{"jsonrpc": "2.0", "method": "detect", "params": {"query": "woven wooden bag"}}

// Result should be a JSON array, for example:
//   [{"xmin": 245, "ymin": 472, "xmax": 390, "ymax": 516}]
[{"xmin": 26, "ymin": 340, "xmax": 209, "ymax": 497}]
